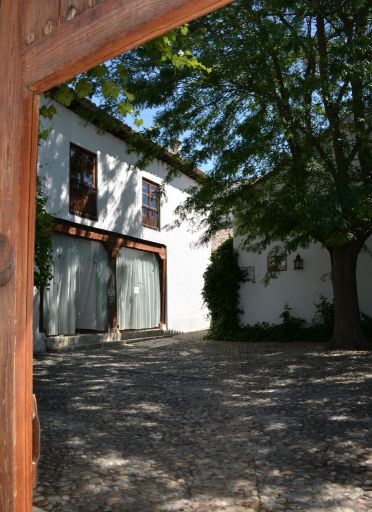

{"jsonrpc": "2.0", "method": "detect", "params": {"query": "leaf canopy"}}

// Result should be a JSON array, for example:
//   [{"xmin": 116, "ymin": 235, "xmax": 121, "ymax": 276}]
[{"xmin": 115, "ymin": 0, "xmax": 372, "ymax": 253}]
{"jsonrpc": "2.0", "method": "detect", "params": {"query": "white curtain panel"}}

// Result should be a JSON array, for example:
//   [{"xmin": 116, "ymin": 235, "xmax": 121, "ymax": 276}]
[
  {"xmin": 117, "ymin": 247, "xmax": 161, "ymax": 330},
  {"xmin": 75, "ymin": 237, "xmax": 109, "ymax": 331},
  {"xmin": 44, "ymin": 235, "xmax": 109, "ymax": 335},
  {"xmin": 43, "ymin": 235, "xmax": 78, "ymax": 335}
]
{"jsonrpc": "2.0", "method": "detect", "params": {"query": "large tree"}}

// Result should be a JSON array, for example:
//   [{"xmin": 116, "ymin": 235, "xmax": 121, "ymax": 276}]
[
  {"xmin": 113, "ymin": 0, "xmax": 370, "ymax": 350},
  {"xmin": 52, "ymin": 0, "xmax": 371, "ymax": 348}
]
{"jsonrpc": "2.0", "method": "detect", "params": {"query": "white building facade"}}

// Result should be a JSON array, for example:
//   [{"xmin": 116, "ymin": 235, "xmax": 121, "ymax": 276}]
[
  {"xmin": 34, "ymin": 100, "xmax": 210, "ymax": 350},
  {"xmin": 235, "ymin": 237, "xmax": 372, "ymax": 325}
]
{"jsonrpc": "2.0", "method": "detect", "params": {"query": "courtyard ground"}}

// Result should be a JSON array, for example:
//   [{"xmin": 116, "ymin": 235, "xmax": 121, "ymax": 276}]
[{"xmin": 33, "ymin": 332, "xmax": 372, "ymax": 512}]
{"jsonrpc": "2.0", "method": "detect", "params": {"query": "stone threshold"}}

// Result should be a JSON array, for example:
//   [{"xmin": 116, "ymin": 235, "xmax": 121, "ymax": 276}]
[{"xmin": 46, "ymin": 327, "xmax": 169, "ymax": 352}]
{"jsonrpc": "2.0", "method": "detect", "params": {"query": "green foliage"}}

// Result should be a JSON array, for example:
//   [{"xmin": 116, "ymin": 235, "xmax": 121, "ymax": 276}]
[
  {"xmin": 75, "ymin": 78, "xmax": 93, "ymax": 98},
  {"xmin": 34, "ymin": 177, "xmax": 53, "ymax": 288},
  {"xmin": 101, "ymin": 79, "xmax": 121, "ymax": 100},
  {"xmin": 40, "ymin": 25, "xmax": 205, "ymax": 132},
  {"xmin": 53, "ymin": 85, "xmax": 74, "ymax": 106},
  {"xmin": 231, "ymin": 298, "xmax": 372, "ymax": 343},
  {"xmin": 312, "ymin": 295, "xmax": 334, "ymax": 336},
  {"xmin": 202, "ymin": 238, "xmax": 246, "ymax": 340},
  {"xmin": 39, "ymin": 104, "xmax": 56, "ymax": 120},
  {"xmin": 109, "ymin": 0, "xmax": 371, "ymax": 255},
  {"xmin": 39, "ymin": 104, "xmax": 57, "ymax": 140},
  {"xmin": 238, "ymin": 305, "xmax": 310, "ymax": 343}
]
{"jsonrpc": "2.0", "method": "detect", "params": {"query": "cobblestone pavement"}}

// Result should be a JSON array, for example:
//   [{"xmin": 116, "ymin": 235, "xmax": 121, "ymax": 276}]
[{"xmin": 33, "ymin": 333, "xmax": 372, "ymax": 512}]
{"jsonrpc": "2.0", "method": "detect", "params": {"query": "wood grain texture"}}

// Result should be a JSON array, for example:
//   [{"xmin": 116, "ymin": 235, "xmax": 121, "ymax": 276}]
[
  {"xmin": 53, "ymin": 221, "xmax": 167, "ymax": 256},
  {"xmin": 24, "ymin": 0, "xmax": 233, "ymax": 91},
  {"xmin": 0, "ymin": 235, "xmax": 14, "ymax": 287},
  {"xmin": 23, "ymin": 0, "xmax": 60, "ymax": 46},
  {"xmin": 60, "ymin": 0, "xmax": 100, "ymax": 23},
  {"xmin": 0, "ymin": 1, "xmax": 38, "ymax": 510},
  {"xmin": 23, "ymin": 0, "xmax": 103, "ymax": 47}
]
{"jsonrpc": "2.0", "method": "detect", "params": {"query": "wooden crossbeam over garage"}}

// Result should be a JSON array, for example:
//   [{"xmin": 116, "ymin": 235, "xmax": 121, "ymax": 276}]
[{"xmin": 0, "ymin": 0, "xmax": 232, "ymax": 510}]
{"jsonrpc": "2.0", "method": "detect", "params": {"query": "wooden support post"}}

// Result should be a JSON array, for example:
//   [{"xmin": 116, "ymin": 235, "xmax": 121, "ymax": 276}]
[
  {"xmin": 0, "ymin": 2, "xmax": 39, "ymax": 510},
  {"xmin": 159, "ymin": 252, "xmax": 167, "ymax": 327},
  {"xmin": 106, "ymin": 238, "xmax": 122, "ymax": 334},
  {"xmin": 108, "ymin": 255, "xmax": 119, "ymax": 331}
]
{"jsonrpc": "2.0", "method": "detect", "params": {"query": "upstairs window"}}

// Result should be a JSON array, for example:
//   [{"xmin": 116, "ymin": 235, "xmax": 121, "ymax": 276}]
[
  {"xmin": 267, "ymin": 250, "xmax": 287, "ymax": 272},
  {"xmin": 142, "ymin": 179, "xmax": 160, "ymax": 230},
  {"xmin": 69, "ymin": 143, "xmax": 97, "ymax": 220}
]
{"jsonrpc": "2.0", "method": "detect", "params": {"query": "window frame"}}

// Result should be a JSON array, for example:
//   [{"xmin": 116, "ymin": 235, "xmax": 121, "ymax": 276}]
[
  {"xmin": 69, "ymin": 142, "xmax": 98, "ymax": 220},
  {"xmin": 142, "ymin": 177, "xmax": 161, "ymax": 230},
  {"xmin": 267, "ymin": 251, "xmax": 287, "ymax": 272}
]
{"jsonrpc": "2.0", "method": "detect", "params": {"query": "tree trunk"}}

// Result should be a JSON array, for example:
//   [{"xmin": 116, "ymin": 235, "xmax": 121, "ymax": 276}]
[{"xmin": 329, "ymin": 243, "xmax": 369, "ymax": 350}]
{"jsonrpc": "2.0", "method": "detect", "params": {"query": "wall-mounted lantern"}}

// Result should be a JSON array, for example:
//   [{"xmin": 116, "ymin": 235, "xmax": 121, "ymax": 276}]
[{"xmin": 294, "ymin": 254, "xmax": 304, "ymax": 270}]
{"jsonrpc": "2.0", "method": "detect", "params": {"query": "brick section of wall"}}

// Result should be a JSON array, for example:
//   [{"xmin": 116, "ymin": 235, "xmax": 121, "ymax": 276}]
[{"xmin": 211, "ymin": 229, "xmax": 233, "ymax": 253}]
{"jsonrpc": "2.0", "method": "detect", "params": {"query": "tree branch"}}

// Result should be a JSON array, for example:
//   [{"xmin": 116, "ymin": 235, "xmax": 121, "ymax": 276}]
[{"xmin": 316, "ymin": 10, "xmax": 349, "ymax": 189}]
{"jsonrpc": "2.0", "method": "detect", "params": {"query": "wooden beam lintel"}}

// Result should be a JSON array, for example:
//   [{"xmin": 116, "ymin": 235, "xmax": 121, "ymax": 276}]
[
  {"xmin": 53, "ymin": 221, "xmax": 167, "ymax": 258},
  {"xmin": 23, "ymin": 0, "xmax": 232, "ymax": 92}
]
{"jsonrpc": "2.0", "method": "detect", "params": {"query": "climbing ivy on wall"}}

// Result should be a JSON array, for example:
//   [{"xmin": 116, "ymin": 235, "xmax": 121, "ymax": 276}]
[
  {"xmin": 202, "ymin": 238, "xmax": 246, "ymax": 340},
  {"xmin": 34, "ymin": 177, "xmax": 54, "ymax": 288}
]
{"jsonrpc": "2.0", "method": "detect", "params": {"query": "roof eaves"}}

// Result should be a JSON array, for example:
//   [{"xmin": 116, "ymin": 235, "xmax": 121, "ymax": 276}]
[{"xmin": 65, "ymin": 96, "xmax": 207, "ymax": 184}]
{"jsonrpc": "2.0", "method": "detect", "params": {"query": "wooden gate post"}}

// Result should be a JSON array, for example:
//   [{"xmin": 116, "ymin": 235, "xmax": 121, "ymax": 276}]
[{"xmin": 0, "ymin": 2, "xmax": 39, "ymax": 511}]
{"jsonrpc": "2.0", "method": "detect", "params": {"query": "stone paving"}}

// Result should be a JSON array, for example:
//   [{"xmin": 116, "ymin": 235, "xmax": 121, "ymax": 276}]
[{"xmin": 33, "ymin": 333, "xmax": 372, "ymax": 512}]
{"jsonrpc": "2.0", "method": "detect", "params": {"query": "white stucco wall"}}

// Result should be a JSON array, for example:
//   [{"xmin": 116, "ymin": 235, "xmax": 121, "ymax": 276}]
[
  {"xmin": 37, "ymin": 101, "xmax": 210, "ymax": 334},
  {"xmin": 235, "ymin": 237, "xmax": 372, "ymax": 325}
]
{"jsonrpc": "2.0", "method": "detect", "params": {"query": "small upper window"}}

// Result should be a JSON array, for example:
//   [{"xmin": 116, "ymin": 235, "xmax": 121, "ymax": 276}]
[
  {"xmin": 267, "ymin": 250, "xmax": 287, "ymax": 272},
  {"xmin": 69, "ymin": 143, "xmax": 97, "ymax": 220},
  {"xmin": 142, "ymin": 179, "xmax": 160, "ymax": 230}
]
